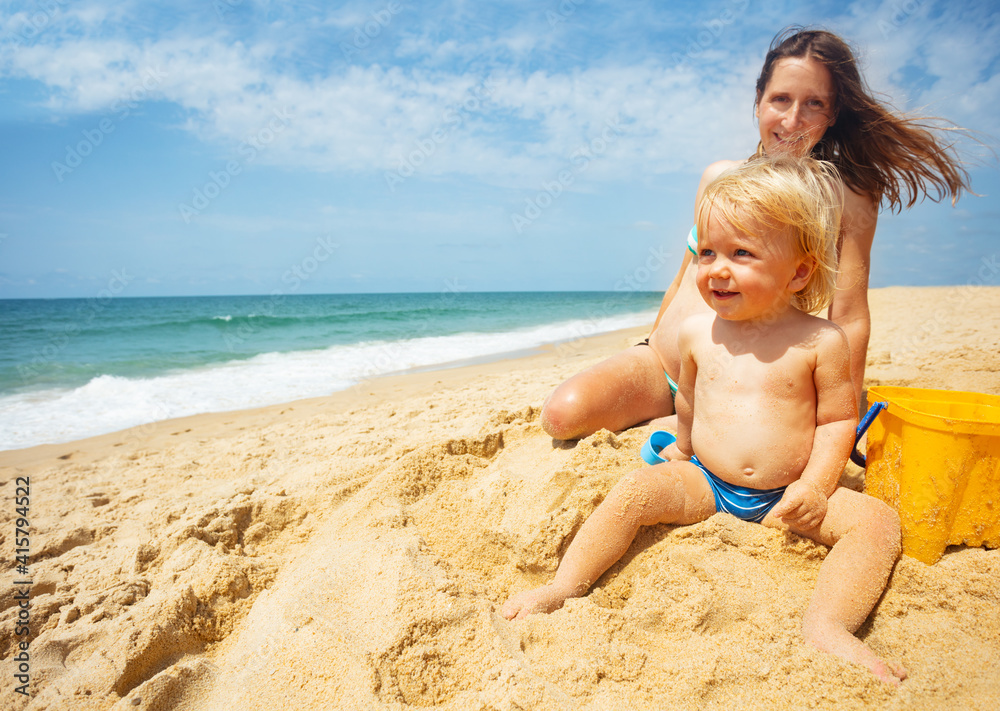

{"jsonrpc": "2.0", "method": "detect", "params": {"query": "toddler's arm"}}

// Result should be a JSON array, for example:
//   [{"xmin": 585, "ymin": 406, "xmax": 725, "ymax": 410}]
[
  {"xmin": 672, "ymin": 316, "xmax": 701, "ymax": 458},
  {"xmin": 772, "ymin": 324, "xmax": 857, "ymax": 528}
]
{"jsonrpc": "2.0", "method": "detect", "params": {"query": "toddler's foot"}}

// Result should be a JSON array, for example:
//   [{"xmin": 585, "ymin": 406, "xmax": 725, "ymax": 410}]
[
  {"xmin": 805, "ymin": 619, "xmax": 908, "ymax": 685},
  {"xmin": 501, "ymin": 584, "xmax": 575, "ymax": 621}
]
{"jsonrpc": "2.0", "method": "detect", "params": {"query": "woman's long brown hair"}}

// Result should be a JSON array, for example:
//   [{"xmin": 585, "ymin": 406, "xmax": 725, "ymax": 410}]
[{"xmin": 755, "ymin": 27, "xmax": 972, "ymax": 212}]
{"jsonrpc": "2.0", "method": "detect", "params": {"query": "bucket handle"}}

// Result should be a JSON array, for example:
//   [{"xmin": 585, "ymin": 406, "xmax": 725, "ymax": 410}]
[{"xmin": 850, "ymin": 401, "xmax": 887, "ymax": 467}]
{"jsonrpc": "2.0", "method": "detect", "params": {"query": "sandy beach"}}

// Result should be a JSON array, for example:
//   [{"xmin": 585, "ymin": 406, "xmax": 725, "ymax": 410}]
[{"xmin": 2, "ymin": 285, "xmax": 999, "ymax": 711}]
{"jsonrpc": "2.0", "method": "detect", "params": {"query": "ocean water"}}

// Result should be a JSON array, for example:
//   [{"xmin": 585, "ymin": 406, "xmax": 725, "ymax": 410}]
[{"xmin": 0, "ymin": 292, "xmax": 660, "ymax": 450}]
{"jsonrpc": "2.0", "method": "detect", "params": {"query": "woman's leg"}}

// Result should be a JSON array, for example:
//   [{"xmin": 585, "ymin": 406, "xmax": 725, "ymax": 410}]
[
  {"xmin": 502, "ymin": 461, "xmax": 715, "ymax": 620},
  {"xmin": 764, "ymin": 487, "xmax": 906, "ymax": 684},
  {"xmin": 541, "ymin": 345, "xmax": 674, "ymax": 440}
]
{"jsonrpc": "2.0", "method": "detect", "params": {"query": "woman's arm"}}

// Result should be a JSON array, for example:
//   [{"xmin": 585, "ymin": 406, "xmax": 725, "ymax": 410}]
[
  {"xmin": 828, "ymin": 187, "xmax": 878, "ymax": 407},
  {"xmin": 651, "ymin": 160, "xmax": 739, "ymax": 332},
  {"xmin": 651, "ymin": 251, "xmax": 691, "ymax": 331},
  {"xmin": 663, "ymin": 315, "xmax": 700, "ymax": 461}
]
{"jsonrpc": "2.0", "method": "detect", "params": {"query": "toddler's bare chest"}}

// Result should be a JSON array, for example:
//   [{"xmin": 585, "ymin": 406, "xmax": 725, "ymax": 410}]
[{"xmin": 697, "ymin": 348, "xmax": 812, "ymax": 399}]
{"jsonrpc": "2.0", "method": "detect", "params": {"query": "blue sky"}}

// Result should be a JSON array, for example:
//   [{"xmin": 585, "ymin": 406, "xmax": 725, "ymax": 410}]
[{"xmin": 1, "ymin": 0, "xmax": 998, "ymax": 298}]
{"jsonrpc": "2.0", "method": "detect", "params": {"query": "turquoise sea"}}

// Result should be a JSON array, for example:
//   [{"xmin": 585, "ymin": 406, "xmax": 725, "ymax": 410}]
[{"xmin": 0, "ymin": 292, "xmax": 660, "ymax": 450}]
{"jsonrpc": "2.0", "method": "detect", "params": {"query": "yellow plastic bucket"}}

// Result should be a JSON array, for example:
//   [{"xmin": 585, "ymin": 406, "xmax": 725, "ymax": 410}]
[{"xmin": 863, "ymin": 386, "xmax": 1000, "ymax": 565}]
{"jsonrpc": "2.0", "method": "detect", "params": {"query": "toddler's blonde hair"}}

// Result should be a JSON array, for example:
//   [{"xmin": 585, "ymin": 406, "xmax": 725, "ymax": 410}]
[{"xmin": 696, "ymin": 155, "xmax": 843, "ymax": 313}]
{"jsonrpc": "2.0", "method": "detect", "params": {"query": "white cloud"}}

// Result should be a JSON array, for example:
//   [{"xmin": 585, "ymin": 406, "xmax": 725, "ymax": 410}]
[{"xmin": 2, "ymin": 0, "xmax": 996, "ymax": 186}]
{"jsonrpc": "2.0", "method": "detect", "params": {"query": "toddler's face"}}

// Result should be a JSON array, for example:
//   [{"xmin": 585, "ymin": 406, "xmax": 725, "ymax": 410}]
[{"xmin": 695, "ymin": 211, "xmax": 810, "ymax": 321}]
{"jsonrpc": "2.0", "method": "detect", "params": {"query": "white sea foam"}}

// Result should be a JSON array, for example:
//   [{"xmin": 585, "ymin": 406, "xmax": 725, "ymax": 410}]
[{"xmin": 0, "ymin": 311, "xmax": 655, "ymax": 450}]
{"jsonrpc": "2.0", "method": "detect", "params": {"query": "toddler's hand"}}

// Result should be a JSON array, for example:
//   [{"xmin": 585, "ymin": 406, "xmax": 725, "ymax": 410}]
[
  {"xmin": 661, "ymin": 442, "xmax": 690, "ymax": 462},
  {"xmin": 771, "ymin": 480, "xmax": 828, "ymax": 529}
]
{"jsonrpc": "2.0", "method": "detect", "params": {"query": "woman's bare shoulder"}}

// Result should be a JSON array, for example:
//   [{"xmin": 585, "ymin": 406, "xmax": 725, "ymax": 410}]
[
  {"xmin": 841, "ymin": 182, "xmax": 877, "ymax": 214},
  {"xmin": 695, "ymin": 160, "xmax": 744, "ymax": 209},
  {"xmin": 702, "ymin": 159, "xmax": 742, "ymax": 183}
]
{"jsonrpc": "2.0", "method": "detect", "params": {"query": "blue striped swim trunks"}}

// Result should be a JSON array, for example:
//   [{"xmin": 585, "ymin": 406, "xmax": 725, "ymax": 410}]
[{"xmin": 690, "ymin": 454, "xmax": 787, "ymax": 523}]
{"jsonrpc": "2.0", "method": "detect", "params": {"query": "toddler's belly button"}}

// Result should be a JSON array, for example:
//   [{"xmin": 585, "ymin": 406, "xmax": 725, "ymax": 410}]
[{"xmin": 742, "ymin": 468, "xmax": 755, "ymax": 478}]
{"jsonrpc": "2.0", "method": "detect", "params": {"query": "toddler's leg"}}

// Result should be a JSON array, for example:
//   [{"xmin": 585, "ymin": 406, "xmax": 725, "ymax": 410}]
[
  {"xmin": 501, "ymin": 461, "xmax": 714, "ymax": 620},
  {"xmin": 767, "ymin": 487, "xmax": 906, "ymax": 684}
]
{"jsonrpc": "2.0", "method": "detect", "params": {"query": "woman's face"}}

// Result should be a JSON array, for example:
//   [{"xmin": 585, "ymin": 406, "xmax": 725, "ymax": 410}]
[{"xmin": 755, "ymin": 57, "xmax": 836, "ymax": 156}]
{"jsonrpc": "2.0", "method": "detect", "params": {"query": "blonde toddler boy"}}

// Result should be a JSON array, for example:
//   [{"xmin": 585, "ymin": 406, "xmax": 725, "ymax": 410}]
[{"xmin": 502, "ymin": 156, "xmax": 905, "ymax": 685}]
